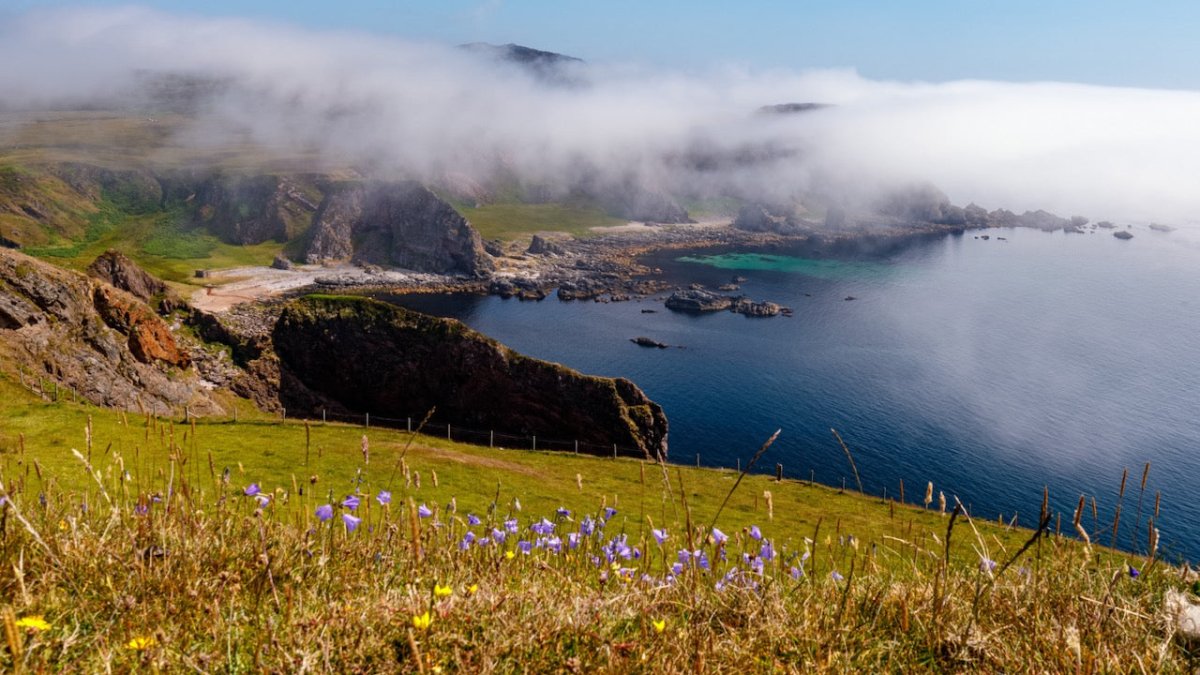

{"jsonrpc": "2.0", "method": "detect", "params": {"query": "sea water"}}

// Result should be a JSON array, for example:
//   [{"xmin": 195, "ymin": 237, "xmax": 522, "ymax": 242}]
[{"xmin": 382, "ymin": 226, "xmax": 1200, "ymax": 561}]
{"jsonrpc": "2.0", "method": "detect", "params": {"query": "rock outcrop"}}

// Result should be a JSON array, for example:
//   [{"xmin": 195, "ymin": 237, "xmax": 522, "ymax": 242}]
[
  {"xmin": 732, "ymin": 203, "xmax": 808, "ymax": 234},
  {"xmin": 305, "ymin": 181, "xmax": 493, "ymax": 277},
  {"xmin": 0, "ymin": 249, "xmax": 221, "ymax": 414},
  {"xmin": 189, "ymin": 174, "xmax": 320, "ymax": 245},
  {"xmin": 665, "ymin": 289, "xmax": 789, "ymax": 317},
  {"xmin": 527, "ymin": 235, "xmax": 565, "ymax": 256},
  {"xmin": 87, "ymin": 249, "xmax": 169, "ymax": 301},
  {"xmin": 86, "ymin": 249, "xmax": 184, "ymax": 313},
  {"xmin": 269, "ymin": 295, "xmax": 668, "ymax": 459},
  {"xmin": 665, "ymin": 289, "xmax": 733, "ymax": 312}
]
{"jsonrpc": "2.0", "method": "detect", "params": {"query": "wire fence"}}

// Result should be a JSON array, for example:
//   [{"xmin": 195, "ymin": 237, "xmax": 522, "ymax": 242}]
[
  {"xmin": 316, "ymin": 408, "xmax": 648, "ymax": 459},
  {"xmin": 12, "ymin": 367, "xmax": 651, "ymax": 459}
]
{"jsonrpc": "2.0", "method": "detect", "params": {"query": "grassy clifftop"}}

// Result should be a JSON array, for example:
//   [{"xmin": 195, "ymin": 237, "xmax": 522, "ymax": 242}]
[{"xmin": 0, "ymin": 376, "xmax": 1194, "ymax": 671}]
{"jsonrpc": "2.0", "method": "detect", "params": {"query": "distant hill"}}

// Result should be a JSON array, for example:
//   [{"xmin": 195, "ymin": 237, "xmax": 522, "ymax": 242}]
[{"xmin": 460, "ymin": 42, "xmax": 585, "ymax": 85}]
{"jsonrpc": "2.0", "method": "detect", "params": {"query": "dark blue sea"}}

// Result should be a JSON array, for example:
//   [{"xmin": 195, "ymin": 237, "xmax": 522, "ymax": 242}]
[{"xmin": 382, "ymin": 226, "xmax": 1200, "ymax": 562}]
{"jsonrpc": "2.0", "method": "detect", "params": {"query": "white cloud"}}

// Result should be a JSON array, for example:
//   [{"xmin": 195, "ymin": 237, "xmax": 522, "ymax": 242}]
[{"xmin": 2, "ymin": 6, "xmax": 1199, "ymax": 225}]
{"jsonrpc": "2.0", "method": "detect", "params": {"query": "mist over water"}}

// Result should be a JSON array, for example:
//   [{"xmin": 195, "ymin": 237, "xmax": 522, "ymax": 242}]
[{"xmin": 388, "ymin": 228, "xmax": 1200, "ymax": 562}]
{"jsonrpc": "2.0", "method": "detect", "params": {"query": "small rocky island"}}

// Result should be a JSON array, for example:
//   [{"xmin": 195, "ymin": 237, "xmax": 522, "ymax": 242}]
[{"xmin": 664, "ymin": 289, "xmax": 790, "ymax": 317}]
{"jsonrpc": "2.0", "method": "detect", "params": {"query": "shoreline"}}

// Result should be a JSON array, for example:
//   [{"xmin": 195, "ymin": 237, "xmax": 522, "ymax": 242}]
[{"xmin": 189, "ymin": 219, "xmax": 979, "ymax": 313}]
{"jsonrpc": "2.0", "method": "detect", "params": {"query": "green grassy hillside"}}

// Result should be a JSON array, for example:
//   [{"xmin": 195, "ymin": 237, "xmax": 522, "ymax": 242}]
[{"xmin": 0, "ymin": 374, "xmax": 1192, "ymax": 671}]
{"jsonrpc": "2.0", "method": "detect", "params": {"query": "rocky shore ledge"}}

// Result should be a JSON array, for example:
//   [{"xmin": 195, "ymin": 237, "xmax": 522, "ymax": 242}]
[{"xmin": 194, "ymin": 218, "xmax": 977, "ymax": 319}]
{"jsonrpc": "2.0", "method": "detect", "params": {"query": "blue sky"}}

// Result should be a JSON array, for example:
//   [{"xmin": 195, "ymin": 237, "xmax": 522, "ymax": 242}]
[{"xmin": 7, "ymin": 0, "xmax": 1198, "ymax": 88}]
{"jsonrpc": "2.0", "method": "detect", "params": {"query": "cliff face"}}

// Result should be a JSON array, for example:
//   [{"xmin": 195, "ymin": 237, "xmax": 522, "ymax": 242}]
[
  {"xmin": 0, "ymin": 163, "xmax": 493, "ymax": 278},
  {"xmin": 269, "ymin": 295, "xmax": 667, "ymax": 459},
  {"xmin": 304, "ymin": 181, "xmax": 493, "ymax": 277},
  {"xmin": 189, "ymin": 174, "xmax": 321, "ymax": 245},
  {"xmin": 0, "ymin": 249, "xmax": 222, "ymax": 414}
]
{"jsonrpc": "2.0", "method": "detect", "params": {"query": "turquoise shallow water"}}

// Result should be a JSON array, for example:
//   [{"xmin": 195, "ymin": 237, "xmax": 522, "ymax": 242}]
[
  {"xmin": 382, "ymin": 226, "xmax": 1200, "ymax": 562},
  {"xmin": 676, "ymin": 252, "xmax": 897, "ymax": 280}
]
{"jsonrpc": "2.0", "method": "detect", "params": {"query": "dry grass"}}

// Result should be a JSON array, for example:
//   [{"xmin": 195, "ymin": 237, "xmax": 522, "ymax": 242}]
[{"xmin": 0, "ymin": 412, "xmax": 1196, "ymax": 673}]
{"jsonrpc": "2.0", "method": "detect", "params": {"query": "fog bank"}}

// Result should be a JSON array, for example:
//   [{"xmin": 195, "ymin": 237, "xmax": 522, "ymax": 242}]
[{"xmin": 3, "ymin": 6, "xmax": 1199, "ymax": 224}]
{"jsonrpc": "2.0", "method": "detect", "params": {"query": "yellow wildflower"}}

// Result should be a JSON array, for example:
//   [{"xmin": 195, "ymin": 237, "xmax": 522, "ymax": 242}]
[
  {"xmin": 412, "ymin": 611, "xmax": 432, "ymax": 631},
  {"xmin": 466, "ymin": 584, "xmax": 479, "ymax": 596},
  {"xmin": 434, "ymin": 584, "xmax": 453, "ymax": 598},
  {"xmin": 652, "ymin": 619, "xmax": 666, "ymax": 634},
  {"xmin": 504, "ymin": 551, "xmax": 515, "ymax": 560},
  {"xmin": 15, "ymin": 615, "xmax": 51, "ymax": 632},
  {"xmin": 127, "ymin": 636, "xmax": 156, "ymax": 650}
]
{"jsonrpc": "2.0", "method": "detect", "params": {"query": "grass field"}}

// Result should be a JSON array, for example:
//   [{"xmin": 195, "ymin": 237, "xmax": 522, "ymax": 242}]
[
  {"xmin": 22, "ymin": 206, "xmax": 284, "ymax": 288},
  {"xmin": 460, "ymin": 202, "xmax": 627, "ymax": 241},
  {"xmin": 0, "ymin": 373, "xmax": 1195, "ymax": 671}
]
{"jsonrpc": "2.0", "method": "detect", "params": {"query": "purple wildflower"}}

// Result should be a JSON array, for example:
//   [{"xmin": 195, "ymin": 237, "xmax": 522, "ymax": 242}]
[
  {"xmin": 376, "ymin": 490, "xmax": 391, "ymax": 506},
  {"xmin": 1129, "ymin": 565, "xmax": 1141, "ymax": 579},
  {"xmin": 478, "ymin": 536, "xmax": 492, "ymax": 546},
  {"xmin": 579, "ymin": 516, "xmax": 597, "ymax": 536},
  {"xmin": 460, "ymin": 532, "xmax": 476, "ymax": 550},
  {"xmin": 749, "ymin": 557, "xmax": 764, "ymax": 575},
  {"xmin": 556, "ymin": 506, "xmax": 571, "ymax": 518},
  {"xmin": 760, "ymin": 541, "xmax": 775, "ymax": 561},
  {"xmin": 467, "ymin": 513, "xmax": 482, "ymax": 526},
  {"xmin": 567, "ymin": 533, "xmax": 581, "ymax": 550},
  {"xmin": 979, "ymin": 557, "xmax": 997, "ymax": 573},
  {"xmin": 711, "ymin": 527, "xmax": 728, "ymax": 545},
  {"xmin": 342, "ymin": 513, "xmax": 361, "ymax": 532},
  {"xmin": 492, "ymin": 527, "xmax": 507, "ymax": 543},
  {"xmin": 546, "ymin": 536, "xmax": 563, "ymax": 554},
  {"xmin": 243, "ymin": 483, "xmax": 261, "ymax": 497},
  {"xmin": 418, "ymin": 504, "xmax": 433, "ymax": 518},
  {"xmin": 504, "ymin": 518, "xmax": 519, "ymax": 534},
  {"xmin": 697, "ymin": 551, "xmax": 711, "ymax": 570},
  {"xmin": 603, "ymin": 507, "xmax": 617, "ymax": 520},
  {"xmin": 315, "ymin": 504, "xmax": 333, "ymax": 521},
  {"xmin": 749, "ymin": 525, "xmax": 762, "ymax": 541},
  {"xmin": 790, "ymin": 566, "xmax": 803, "ymax": 580},
  {"xmin": 605, "ymin": 534, "xmax": 633, "ymax": 561},
  {"xmin": 134, "ymin": 503, "xmax": 149, "ymax": 516},
  {"xmin": 531, "ymin": 518, "xmax": 555, "ymax": 536},
  {"xmin": 671, "ymin": 562, "xmax": 684, "ymax": 576},
  {"xmin": 255, "ymin": 494, "xmax": 271, "ymax": 508},
  {"xmin": 678, "ymin": 549, "xmax": 692, "ymax": 565},
  {"xmin": 652, "ymin": 528, "xmax": 668, "ymax": 545},
  {"xmin": 342, "ymin": 495, "xmax": 360, "ymax": 511},
  {"xmin": 831, "ymin": 570, "xmax": 844, "ymax": 582},
  {"xmin": 517, "ymin": 540, "xmax": 533, "ymax": 554}
]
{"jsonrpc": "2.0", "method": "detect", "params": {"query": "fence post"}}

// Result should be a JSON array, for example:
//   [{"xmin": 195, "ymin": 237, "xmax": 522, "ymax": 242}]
[
  {"xmin": 574, "ymin": 440, "xmax": 578, "ymax": 455},
  {"xmin": 447, "ymin": 424, "xmax": 451, "ymax": 441},
  {"xmin": 407, "ymin": 417, "xmax": 412, "ymax": 432},
  {"xmin": 322, "ymin": 408, "xmax": 326, "ymax": 424},
  {"xmin": 737, "ymin": 458, "xmax": 741, "ymax": 473},
  {"xmin": 696, "ymin": 453, "xmax": 700, "ymax": 468},
  {"xmin": 613, "ymin": 444, "xmax": 617, "ymax": 460},
  {"xmin": 281, "ymin": 407, "xmax": 286, "ymax": 422},
  {"xmin": 365, "ymin": 413, "xmax": 369, "ymax": 428},
  {"xmin": 532, "ymin": 435, "xmax": 537, "ymax": 451},
  {"xmin": 776, "ymin": 463, "xmax": 783, "ymax": 481}
]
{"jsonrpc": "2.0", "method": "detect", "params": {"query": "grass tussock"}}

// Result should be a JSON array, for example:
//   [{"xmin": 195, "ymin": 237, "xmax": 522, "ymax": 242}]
[{"xmin": 0, "ymin": 399, "xmax": 1197, "ymax": 671}]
